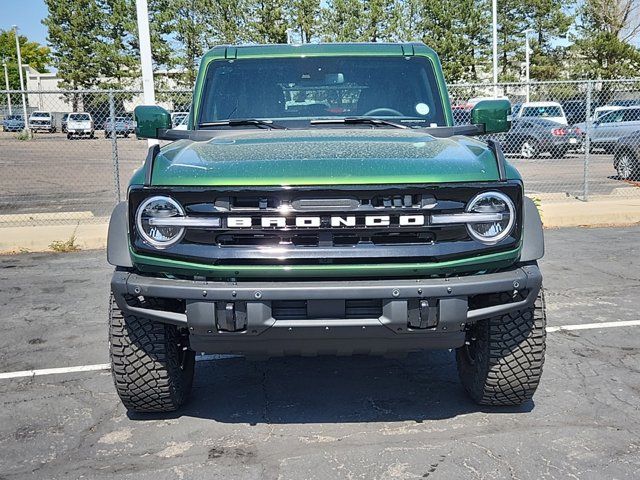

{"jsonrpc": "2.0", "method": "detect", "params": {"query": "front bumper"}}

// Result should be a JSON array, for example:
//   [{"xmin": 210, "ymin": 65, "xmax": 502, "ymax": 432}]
[{"xmin": 111, "ymin": 264, "xmax": 542, "ymax": 356}]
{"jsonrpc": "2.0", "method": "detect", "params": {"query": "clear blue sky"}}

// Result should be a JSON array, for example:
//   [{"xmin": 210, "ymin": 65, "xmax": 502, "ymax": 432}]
[{"xmin": 2, "ymin": 0, "xmax": 49, "ymax": 44}]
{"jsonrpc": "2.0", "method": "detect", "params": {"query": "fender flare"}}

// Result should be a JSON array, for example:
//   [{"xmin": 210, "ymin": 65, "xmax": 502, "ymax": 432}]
[
  {"xmin": 107, "ymin": 202, "xmax": 133, "ymax": 268},
  {"xmin": 520, "ymin": 196, "xmax": 545, "ymax": 262}
]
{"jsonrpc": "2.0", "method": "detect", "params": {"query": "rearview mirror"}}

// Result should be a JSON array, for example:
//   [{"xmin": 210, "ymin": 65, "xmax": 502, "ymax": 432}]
[
  {"xmin": 471, "ymin": 99, "xmax": 511, "ymax": 134},
  {"xmin": 134, "ymin": 105, "xmax": 172, "ymax": 139}
]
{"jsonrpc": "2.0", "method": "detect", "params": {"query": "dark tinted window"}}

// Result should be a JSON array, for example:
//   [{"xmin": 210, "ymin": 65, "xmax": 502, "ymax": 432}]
[
  {"xmin": 199, "ymin": 56, "xmax": 446, "ymax": 126},
  {"xmin": 622, "ymin": 109, "xmax": 640, "ymax": 122},
  {"xmin": 70, "ymin": 113, "xmax": 91, "ymax": 121}
]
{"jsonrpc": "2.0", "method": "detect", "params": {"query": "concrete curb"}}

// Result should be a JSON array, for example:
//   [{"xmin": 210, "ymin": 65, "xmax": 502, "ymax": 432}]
[
  {"xmin": 541, "ymin": 198, "xmax": 640, "ymax": 228},
  {"xmin": 0, "ymin": 223, "xmax": 108, "ymax": 254},
  {"xmin": 1, "ymin": 198, "xmax": 638, "ymax": 254}
]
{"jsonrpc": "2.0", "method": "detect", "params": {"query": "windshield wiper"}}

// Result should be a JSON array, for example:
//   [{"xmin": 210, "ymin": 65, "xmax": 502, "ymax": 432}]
[
  {"xmin": 198, "ymin": 118, "xmax": 286, "ymax": 129},
  {"xmin": 309, "ymin": 117, "xmax": 409, "ymax": 129}
]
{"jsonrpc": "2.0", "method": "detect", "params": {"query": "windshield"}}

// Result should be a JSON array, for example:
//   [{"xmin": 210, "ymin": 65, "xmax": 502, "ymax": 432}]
[
  {"xmin": 199, "ymin": 56, "xmax": 446, "ymax": 127},
  {"xmin": 521, "ymin": 106, "xmax": 563, "ymax": 118},
  {"xmin": 7, "ymin": 115, "xmax": 23, "ymax": 120},
  {"xmin": 70, "ymin": 114, "xmax": 91, "ymax": 121},
  {"xmin": 32, "ymin": 112, "xmax": 50, "ymax": 118}
]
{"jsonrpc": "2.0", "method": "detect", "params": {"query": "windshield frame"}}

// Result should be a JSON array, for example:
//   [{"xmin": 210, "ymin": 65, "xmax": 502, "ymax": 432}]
[{"xmin": 196, "ymin": 55, "xmax": 449, "ymax": 130}]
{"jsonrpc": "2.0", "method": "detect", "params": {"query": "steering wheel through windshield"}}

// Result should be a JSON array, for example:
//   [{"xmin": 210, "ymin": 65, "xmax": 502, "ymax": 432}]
[{"xmin": 363, "ymin": 107, "xmax": 404, "ymax": 117}]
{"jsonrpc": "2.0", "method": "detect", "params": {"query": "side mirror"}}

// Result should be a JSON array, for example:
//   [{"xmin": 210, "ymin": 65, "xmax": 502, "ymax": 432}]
[
  {"xmin": 134, "ymin": 105, "xmax": 172, "ymax": 139},
  {"xmin": 471, "ymin": 99, "xmax": 511, "ymax": 134}
]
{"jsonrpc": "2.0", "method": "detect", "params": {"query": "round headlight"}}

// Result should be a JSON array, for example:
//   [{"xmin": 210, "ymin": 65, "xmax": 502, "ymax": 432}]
[
  {"xmin": 465, "ymin": 191, "xmax": 515, "ymax": 244},
  {"xmin": 135, "ymin": 196, "xmax": 185, "ymax": 248}
]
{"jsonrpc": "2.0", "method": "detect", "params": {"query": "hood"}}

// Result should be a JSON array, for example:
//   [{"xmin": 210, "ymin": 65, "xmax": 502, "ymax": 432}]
[{"xmin": 146, "ymin": 129, "xmax": 508, "ymax": 187}]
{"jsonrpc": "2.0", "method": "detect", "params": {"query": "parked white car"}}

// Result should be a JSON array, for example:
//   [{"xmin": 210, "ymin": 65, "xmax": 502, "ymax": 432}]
[
  {"xmin": 66, "ymin": 112, "xmax": 95, "ymax": 139},
  {"xmin": 515, "ymin": 102, "xmax": 568, "ymax": 125},
  {"xmin": 28, "ymin": 111, "xmax": 56, "ymax": 133}
]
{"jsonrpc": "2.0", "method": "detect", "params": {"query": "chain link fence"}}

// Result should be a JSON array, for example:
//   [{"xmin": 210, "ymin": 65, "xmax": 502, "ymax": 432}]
[
  {"xmin": 450, "ymin": 79, "xmax": 640, "ymax": 201},
  {"xmin": 0, "ymin": 89, "xmax": 191, "ymax": 227},
  {"xmin": 1, "ymin": 80, "xmax": 639, "ymax": 227}
]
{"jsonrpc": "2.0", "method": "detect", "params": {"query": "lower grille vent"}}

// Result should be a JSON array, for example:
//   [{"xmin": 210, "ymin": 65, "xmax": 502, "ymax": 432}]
[{"xmin": 272, "ymin": 299, "xmax": 382, "ymax": 320}]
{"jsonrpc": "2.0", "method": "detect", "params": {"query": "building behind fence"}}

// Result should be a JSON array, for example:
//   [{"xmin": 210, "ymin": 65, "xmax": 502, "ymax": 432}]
[{"xmin": 1, "ymin": 79, "xmax": 640, "ymax": 227}]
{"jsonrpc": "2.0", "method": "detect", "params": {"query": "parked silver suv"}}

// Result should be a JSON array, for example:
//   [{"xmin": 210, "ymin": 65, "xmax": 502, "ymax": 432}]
[{"xmin": 587, "ymin": 107, "xmax": 640, "ymax": 153}]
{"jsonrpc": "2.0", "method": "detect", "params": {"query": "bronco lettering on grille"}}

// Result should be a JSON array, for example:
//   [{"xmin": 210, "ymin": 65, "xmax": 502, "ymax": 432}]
[{"xmin": 226, "ymin": 215, "xmax": 426, "ymax": 228}]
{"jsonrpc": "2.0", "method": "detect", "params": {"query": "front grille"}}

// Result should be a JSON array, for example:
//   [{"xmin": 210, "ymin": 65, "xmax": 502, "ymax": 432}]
[
  {"xmin": 186, "ymin": 227, "xmax": 449, "ymax": 247},
  {"xmin": 129, "ymin": 183, "xmax": 523, "ymax": 266}
]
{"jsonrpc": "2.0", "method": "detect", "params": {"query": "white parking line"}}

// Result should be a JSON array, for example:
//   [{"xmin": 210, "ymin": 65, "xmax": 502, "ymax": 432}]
[
  {"xmin": 0, "ymin": 363, "xmax": 111, "ymax": 380},
  {"xmin": 546, "ymin": 319, "xmax": 640, "ymax": 333},
  {"xmin": 0, "ymin": 355, "xmax": 239, "ymax": 380},
  {"xmin": 1, "ymin": 320, "xmax": 639, "ymax": 380}
]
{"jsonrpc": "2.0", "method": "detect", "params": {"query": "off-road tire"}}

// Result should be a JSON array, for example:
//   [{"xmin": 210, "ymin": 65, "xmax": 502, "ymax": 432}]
[
  {"xmin": 109, "ymin": 295, "xmax": 195, "ymax": 413},
  {"xmin": 456, "ymin": 289, "xmax": 546, "ymax": 406}
]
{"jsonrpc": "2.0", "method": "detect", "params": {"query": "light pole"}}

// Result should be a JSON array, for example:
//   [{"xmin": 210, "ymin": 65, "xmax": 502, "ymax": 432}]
[
  {"xmin": 13, "ymin": 26, "xmax": 29, "ymax": 134},
  {"xmin": 523, "ymin": 28, "xmax": 535, "ymax": 103},
  {"xmin": 492, "ymin": 0, "xmax": 498, "ymax": 97},
  {"xmin": 135, "ymin": 0, "xmax": 158, "ymax": 146},
  {"xmin": 2, "ymin": 57, "xmax": 11, "ymax": 115}
]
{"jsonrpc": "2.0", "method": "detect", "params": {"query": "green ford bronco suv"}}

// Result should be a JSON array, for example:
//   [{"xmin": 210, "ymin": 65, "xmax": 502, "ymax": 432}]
[{"xmin": 107, "ymin": 43, "xmax": 545, "ymax": 413}]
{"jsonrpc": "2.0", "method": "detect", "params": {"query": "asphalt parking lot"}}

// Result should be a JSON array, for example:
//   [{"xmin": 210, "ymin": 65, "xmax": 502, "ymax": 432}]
[
  {"xmin": 0, "ymin": 226, "xmax": 639, "ymax": 479},
  {"xmin": 1, "ymin": 131, "xmax": 638, "ymax": 223},
  {"xmin": 0, "ymin": 131, "xmax": 144, "ymax": 221}
]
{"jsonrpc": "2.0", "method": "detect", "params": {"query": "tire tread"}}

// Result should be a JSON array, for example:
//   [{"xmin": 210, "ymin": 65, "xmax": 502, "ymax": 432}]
[
  {"xmin": 109, "ymin": 295, "xmax": 194, "ymax": 413},
  {"xmin": 456, "ymin": 290, "xmax": 546, "ymax": 406}
]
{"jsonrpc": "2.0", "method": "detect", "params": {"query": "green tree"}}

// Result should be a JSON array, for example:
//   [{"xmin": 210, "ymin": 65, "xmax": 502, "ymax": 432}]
[
  {"xmin": 395, "ymin": 0, "xmax": 424, "ymax": 42},
  {"xmin": 43, "ymin": 0, "xmax": 105, "ymax": 101},
  {"xmin": 97, "ymin": 0, "xmax": 139, "ymax": 87},
  {"xmin": 167, "ymin": 0, "xmax": 248, "ymax": 86},
  {"xmin": 321, "ymin": 0, "xmax": 397, "ymax": 42},
  {"xmin": 286, "ymin": 0, "xmax": 320, "ymax": 43},
  {"xmin": 362, "ymin": 0, "xmax": 397, "ymax": 42},
  {"xmin": 209, "ymin": 0, "xmax": 249, "ymax": 44},
  {"xmin": 0, "ymin": 29, "xmax": 50, "ymax": 90},
  {"xmin": 98, "ymin": 0, "xmax": 174, "ymax": 85},
  {"xmin": 496, "ymin": 0, "xmax": 527, "ymax": 82},
  {"xmin": 523, "ymin": 0, "xmax": 574, "ymax": 80},
  {"xmin": 321, "ymin": 0, "xmax": 366, "ymax": 41},
  {"xmin": 248, "ymin": 0, "xmax": 289, "ymax": 43},
  {"xmin": 170, "ymin": 0, "xmax": 214, "ymax": 86},
  {"xmin": 571, "ymin": 0, "xmax": 640, "ymax": 80},
  {"xmin": 413, "ymin": 0, "xmax": 491, "ymax": 82}
]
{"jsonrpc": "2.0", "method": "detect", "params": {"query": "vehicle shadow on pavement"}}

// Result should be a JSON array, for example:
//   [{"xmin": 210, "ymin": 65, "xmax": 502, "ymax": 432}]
[{"xmin": 128, "ymin": 350, "xmax": 534, "ymax": 423}]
